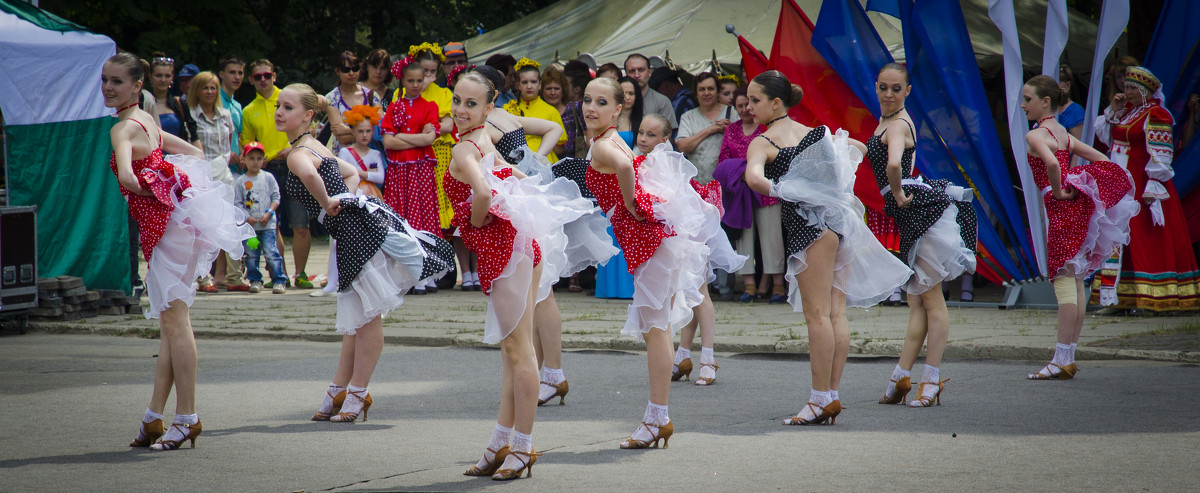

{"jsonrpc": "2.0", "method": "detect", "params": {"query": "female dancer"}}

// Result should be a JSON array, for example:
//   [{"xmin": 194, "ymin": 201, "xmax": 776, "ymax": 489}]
[
  {"xmin": 277, "ymin": 83, "xmax": 453, "ymax": 424},
  {"xmin": 743, "ymin": 71, "xmax": 910, "ymax": 425},
  {"xmin": 867, "ymin": 64, "xmax": 977, "ymax": 407},
  {"xmin": 105, "ymin": 53, "xmax": 251, "ymax": 450},
  {"xmin": 448, "ymin": 72, "xmax": 553, "ymax": 480},
  {"xmin": 585, "ymin": 77, "xmax": 720, "ymax": 448},
  {"xmin": 472, "ymin": 65, "xmax": 604, "ymax": 406},
  {"xmin": 1022, "ymin": 75, "xmax": 1137, "ymax": 379}
]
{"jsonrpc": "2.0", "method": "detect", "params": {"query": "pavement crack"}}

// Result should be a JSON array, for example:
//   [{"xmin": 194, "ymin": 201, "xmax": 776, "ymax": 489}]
[{"xmin": 322, "ymin": 468, "xmax": 438, "ymax": 491}]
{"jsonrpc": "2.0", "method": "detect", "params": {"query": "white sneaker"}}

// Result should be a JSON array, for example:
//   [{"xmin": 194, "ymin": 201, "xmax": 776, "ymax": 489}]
[
  {"xmin": 272, "ymin": 284, "xmax": 286, "ymax": 294},
  {"xmin": 309, "ymin": 289, "xmax": 330, "ymax": 297},
  {"xmin": 248, "ymin": 282, "xmax": 263, "ymax": 293}
]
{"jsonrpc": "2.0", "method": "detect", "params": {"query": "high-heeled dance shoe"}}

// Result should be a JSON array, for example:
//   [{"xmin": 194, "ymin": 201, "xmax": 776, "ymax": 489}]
[
  {"xmin": 782, "ymin": 400, "xmax": 842, "ymax": 425},
  {"xmin": 129, "ymin": 418, "xmax": 164, "ymax": 447},
  {"xmin": 149, "ymin": 421, "xmax": 202, "ymax": 450},
  {"xmin": 909, "ymin": 379, "xmax": 949, "ymax": 407},
  {"xmin": 619, "ymin": 420, "xmax": 673, "ymax": 449},
  {"xmin": 537, "ymin": 380, "xmax": 569, "ymax": 406},
  {"xmin": 492, "ymin": 449, "xmax": 540, "ymax": 480},
  {"xmin": 311, "ymin": 387, "xmax": 347, "ymax": 421},
  {"xmin": 671, "ymin": 358, "xmax": 692, "ymax": 381},
  {"xmin": 330, "ymin": 388, "xmax": 372, "ymax": 422},
  {"xmin": 464, "ymin": 445, "xmax": 511, "ymax": 476},
  {"xmin": 694, "ymin": 363, "xmax": 719, "ymax": 386},
  {"xmin": 1028, "ymin": 362, "xmax": 1078, "ymax": 380},
  {"xmin": 878, "ymin": 375, "xmax": 912, "ymax": 404}
]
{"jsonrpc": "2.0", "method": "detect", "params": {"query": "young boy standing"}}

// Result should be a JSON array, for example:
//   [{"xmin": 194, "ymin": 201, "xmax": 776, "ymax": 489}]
[{"xmin": 235, "ymin": 142, "xmax": 287, "ymax": 294}]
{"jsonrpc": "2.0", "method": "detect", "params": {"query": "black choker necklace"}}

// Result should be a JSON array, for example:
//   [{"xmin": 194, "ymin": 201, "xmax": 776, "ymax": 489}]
[
  {"xmin": 289, "ymin": 133, "xmax": 306, "ymax": 147},
  {"xmin": 766, "ymin": 115, "xmax": 789, "ymax": 127},
  {"xmin": 882, "ymin": 106, "xmax": 905, "ymax": 119}
]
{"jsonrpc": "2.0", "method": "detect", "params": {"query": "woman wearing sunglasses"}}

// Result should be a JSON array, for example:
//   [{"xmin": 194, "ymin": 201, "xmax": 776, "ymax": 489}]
[{"xmin": 325, "ymin": 51, "xmax": 382, "ymax": 152}]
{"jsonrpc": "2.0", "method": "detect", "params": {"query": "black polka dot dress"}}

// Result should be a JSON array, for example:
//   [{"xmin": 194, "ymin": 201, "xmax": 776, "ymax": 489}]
[
  {"xmin": 764, "ymin": 126, "xmax": 836, "ymax": 256},
  {"xmin": 865, "ymin": 120, "xmax": 978, "ymax": 293},
  {"xmin": 492, "ymin": 123, "xmax": 528, "ymax": 165},
  {"xmin": 286, "ymin": 146, "xmax": 454, "ymax": 332}
]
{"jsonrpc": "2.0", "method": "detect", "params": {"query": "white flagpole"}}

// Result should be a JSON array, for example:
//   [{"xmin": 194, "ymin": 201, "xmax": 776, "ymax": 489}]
[
  {"xmin": 989, "ymin": 0, "xmax": 1048, "ymax": 277},
  {"xmin": 1042, "ymin": 0, "xmax": 1069, "ymax": 79},
  {"xmin": 1082, "ymin": 0, "xmax": 1131, "ymax": 147}
]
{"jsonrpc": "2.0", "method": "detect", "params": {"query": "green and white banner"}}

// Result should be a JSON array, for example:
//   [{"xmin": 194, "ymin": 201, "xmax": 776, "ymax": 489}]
[{"xmin": 1, "ymin": 0, "xmax": 129, "ymax": 292}]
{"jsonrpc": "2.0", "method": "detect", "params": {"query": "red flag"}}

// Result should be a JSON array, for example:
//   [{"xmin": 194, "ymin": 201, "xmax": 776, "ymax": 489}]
[
  {"xmin": 736, "ymin": 35, "xmax": 770, "ymax": 82},
  {"xmin": 768, "ymin": 0, "xmax": 882, "ymax": 212}
]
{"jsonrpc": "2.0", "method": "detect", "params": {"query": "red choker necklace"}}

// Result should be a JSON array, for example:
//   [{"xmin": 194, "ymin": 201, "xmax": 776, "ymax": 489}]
[
  {"xmin": 456, "ymin": 123, "xmax": 486, "ymax": 140},
  {"xmin": 117, "ymin": 102, "xmax": 139, "ymax": 114},
  {"xmin": 589, "ymin": 126, "xmax": 617, "ymax": 146},
  {"xmin": 1036, "ymin": 116, "xmax": 1055, "ymax": 127}
]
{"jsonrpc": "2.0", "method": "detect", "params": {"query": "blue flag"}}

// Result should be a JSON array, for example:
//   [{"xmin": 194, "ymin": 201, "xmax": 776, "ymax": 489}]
[{"xmin": 1145, "ymin": 0, "xmax": 1200, "ymax": 196}]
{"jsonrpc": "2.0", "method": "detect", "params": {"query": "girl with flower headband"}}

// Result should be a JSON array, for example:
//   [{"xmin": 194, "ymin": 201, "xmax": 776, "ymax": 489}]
[
  {"xmin": 1092, "ymin": 66, "xmax": 1200, "ymax": 312},
  {"xmin": 336, "ymin": 105, "xmax": 385, "ymax": 199},
  {"xmin": 381, "ymin": 54, "xmax": 445, "ymax": 295},
  {"xmin": 503, "ymin": 58, "xmax": 568, "ymax": 162}
]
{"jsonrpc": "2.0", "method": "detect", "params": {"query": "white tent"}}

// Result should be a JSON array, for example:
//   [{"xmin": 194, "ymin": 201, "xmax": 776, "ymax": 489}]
[{"xmin": 463, "ymin": 0, "xmax": 1118, "ymax": 75}]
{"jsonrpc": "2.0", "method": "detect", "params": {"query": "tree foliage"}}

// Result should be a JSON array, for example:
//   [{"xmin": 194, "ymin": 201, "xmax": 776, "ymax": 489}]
[{"xmin": 44, "ymin": 0, "xmax": 554, "ymax": 98}]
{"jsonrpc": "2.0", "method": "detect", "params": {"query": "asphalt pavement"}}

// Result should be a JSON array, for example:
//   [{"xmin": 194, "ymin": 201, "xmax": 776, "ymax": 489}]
[{"xmin": 1, "ymin": 333, "xmax": 1197, "ymax": 492}]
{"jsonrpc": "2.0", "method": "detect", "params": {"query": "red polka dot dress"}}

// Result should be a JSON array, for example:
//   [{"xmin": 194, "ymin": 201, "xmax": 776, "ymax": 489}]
[
  {"xmin": 444, "ymin": 146, "xmax": 545, "ymax": 343},
  {"xmin": 585, "ymin": 138, "xmax": 714, "ymax": 339},
  {"xmin": 110, "ymin": 119, "xmax": 252, "ymax": 319},
  {"xmin": 1028, "ymin": 126, "xmax": 1137, "ymax": 279},
  {"xmin": 381, "ymin": 96, "xmax": 443, "ymax": 237}
]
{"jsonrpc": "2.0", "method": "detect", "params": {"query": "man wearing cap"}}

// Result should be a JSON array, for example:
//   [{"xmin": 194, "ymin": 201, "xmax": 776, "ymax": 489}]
[
  {"xmin": 649, "ymin": 66, "xmax": 697, "ymax": 128},
  {"xmin": 442, "ymin": 42, "xmax": 468, "ymax": 88},
  {"xmin": 176, "ymin": 63, "xmax": 200, "ymax": 102},
  {"xmin": 624, "ymin": 53, "xmax": 676, "ymax": 133}
]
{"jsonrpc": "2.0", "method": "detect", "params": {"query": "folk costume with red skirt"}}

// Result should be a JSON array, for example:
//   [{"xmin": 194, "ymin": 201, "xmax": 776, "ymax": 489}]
[{"xmin": 1091, "ymin": 67, "xmax": 1200, "ymax": 311}]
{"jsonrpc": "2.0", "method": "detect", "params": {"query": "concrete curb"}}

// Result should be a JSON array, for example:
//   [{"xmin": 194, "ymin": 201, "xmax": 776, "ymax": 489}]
[{"xmin": 26, "ymin": 322, "xmax": 1200, "ymax": 363}]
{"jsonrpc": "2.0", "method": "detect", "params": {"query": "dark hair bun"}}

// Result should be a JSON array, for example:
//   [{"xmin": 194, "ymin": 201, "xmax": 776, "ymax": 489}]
[{"xmin": 789, "ymin": 84, "xmax": 804, "ymax": 107}]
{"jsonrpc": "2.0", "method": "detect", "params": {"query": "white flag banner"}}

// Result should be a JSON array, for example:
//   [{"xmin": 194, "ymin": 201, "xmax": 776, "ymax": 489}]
[
  {"xmin": 1082, "ymin": 0, "xmax": 1130, "ymax": 146},
  {"xmin": 989, "ymin": 0, "xmax": 1047, "ymax": 277},
  {"xmin": 1042, "ymin": 0, "xmax": 1069, "ymax": 79}
]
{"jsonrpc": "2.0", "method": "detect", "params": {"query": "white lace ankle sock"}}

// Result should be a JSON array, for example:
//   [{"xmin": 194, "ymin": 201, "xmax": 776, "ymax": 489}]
[
  {"xmin": 338, "ymin": 385, "xmax": 367, "ymax": 416},
  {"xmin": 1069, "ymin": 342, "xmax": 1077, "ymax": 363},
  {"xmin": 467, "ymin": 271, "xmax": 478, "ymax": 285},
  {"xmin": 830, "ymin": 390, "xmax": 839, "ymax": 401},
  {"xmin": 888, "ymin": 287, "xmax": 902, "ymax": 303},
  {"xmin": 921, "ymin": 364, "xmax": 940, "ymax": 383},
  {"xmin": 426, "ymin": 278, "xmax": 438, "ymax": 289},
  {"xmin": 497, "ymin": 431, "xmax": 534, "ymax": 473},
  {"xmin": 673, "ymin": 347, "xmax": 691, "ymax": 366},
  {"xmin": 319, "ymin": 383, "xmax": 346, "ymax": 414},
  {"xmin": 910, "ymin": 366, "xmax": 942, "ymax": 406},
  {"xmin": 630, "ymin": 402, "xmax": 669, "ymax": 443},
  {"xmin": 696, "ymin": 347, "xmax": 716, "ymax": 381},
  {"xmin": 1029, "ymin": 343, "xmax": 1073, "ymax": 378},
  {"xmin": 885, "ymin": 365, "xmax": 911, "ymax": 398},
  {"xmin": 539, "ymin": 367, "xmax": 566, "ymax": 402},
  {"xmin": 136, "ymin": 409, "xmax": 164, "ymax": 442},
  {"xmin": 786, "ymin": 389, "xmax": 833, "ymax": 423},
  {"xmin": 476, "ymin": 423, "xmax": 513, "ymax": 469},
  {"xmin": 152, "ymin": 413, "xmax": 198, "ymax": 448}
]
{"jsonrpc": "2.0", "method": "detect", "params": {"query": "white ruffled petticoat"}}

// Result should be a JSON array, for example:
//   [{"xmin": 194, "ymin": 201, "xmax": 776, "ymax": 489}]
[
  {"xmin": 476, "ymin": 152, "xmax": 608, "ymax": 343},
  {"xmin": 513, "ymin": 147, "xmax": 619, "ymax": 291},
  {"xmin": 618, "ymin": 145, "xmax": 742, "ymax": 340},
  {"xmin": 1054, "ymin": 168, "xmax": 1139, "ymax": 279},
  {"xmin": 334, "ymin": 224, "xmax": 446, "ymax": 334},
  {"xmin": 769, "ymin": 129, "xmax": 912, "ymax": 310},
  {"xmin": 905, "ymin": 202, "xmax": 977, "ymax": 295},
  {"xmin": 144, "ymin": 154, "xmax": 253, "ymax": 319}
]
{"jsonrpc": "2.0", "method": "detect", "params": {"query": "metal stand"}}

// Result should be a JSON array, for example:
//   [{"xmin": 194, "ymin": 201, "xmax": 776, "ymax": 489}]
[{"xmin": 999, "ymin": 279, "xmax": 1058, "ymax": 310}]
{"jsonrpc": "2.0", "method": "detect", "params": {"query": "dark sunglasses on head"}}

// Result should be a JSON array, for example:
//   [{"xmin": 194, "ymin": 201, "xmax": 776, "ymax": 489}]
[
  {"xmin": 252, "ymin": 72, "xmax": 274, "ymax": 81},
  {"xmin": 339, "ymin": 65, "xmax": 361, "ymax": 73}
]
